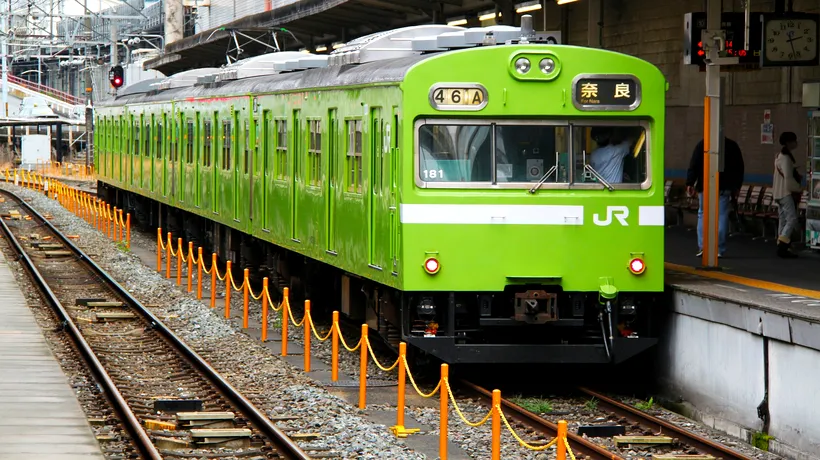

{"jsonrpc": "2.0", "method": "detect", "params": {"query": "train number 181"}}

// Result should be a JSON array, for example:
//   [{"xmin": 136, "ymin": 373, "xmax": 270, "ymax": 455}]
[{"xmin": 423, "ymin": 169, "xmax": 445, "ymax": 180}]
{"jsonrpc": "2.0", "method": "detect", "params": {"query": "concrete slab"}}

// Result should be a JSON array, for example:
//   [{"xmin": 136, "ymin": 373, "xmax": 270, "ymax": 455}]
[{"xmin": 0, "ymin": 251, "xmax": 104, "ymax": 459}]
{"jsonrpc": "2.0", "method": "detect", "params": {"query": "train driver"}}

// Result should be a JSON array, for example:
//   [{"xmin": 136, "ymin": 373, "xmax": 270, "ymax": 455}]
[{"xmin": 589, "ymin": 127, "xmax": 633, "ymax": 184}]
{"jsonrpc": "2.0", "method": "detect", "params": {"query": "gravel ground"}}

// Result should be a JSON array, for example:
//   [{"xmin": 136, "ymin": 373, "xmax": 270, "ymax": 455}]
[{"xmin": 2, "ymin": 181, "xmax": 788, "ymax": 460}]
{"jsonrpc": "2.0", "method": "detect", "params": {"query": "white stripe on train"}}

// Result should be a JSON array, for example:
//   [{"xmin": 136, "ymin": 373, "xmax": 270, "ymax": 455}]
[{"xmin": 399, "ymin": 204, "xmax": 665, "ymax": 226}]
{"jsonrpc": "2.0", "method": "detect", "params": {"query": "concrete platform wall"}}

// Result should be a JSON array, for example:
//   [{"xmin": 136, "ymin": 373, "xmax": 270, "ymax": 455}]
[{"xmin": 658, "ymin": 289, "xmax": 820, "ymax": 458}]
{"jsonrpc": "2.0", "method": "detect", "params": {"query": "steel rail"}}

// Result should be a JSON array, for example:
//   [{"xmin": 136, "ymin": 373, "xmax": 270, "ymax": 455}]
[
  {"xmin": 579, "ymin": 388, "xmax": 754, "ymax": 460},
  {"xmin": 1, "ymin": 189, "xmax": 311, "ymax": 460},
  {"xmin": 0, "ymin": 194, "xmax": 161, "ymax": 459},
  {"xmin": 459, "ymin": 380, "xmax": 623, "ymax": 460}
]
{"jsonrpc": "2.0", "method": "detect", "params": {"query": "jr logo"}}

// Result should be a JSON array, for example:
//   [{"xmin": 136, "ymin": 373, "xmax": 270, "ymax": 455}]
[{"xmin": 593, "ymin": 206, "xmax": 629, "ymax": 226}]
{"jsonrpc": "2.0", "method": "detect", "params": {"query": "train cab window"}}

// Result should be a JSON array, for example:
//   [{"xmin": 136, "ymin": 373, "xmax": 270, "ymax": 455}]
[
  {"xmin": 418, "ymin": 124, "xmax": 491, "ymax": 182},
  {"xmin": 571, "ymin": 125, "xmax": 647, "ymax": 186},
  {"xmin": 202, "ymin": 120, "xmax": 212, "ymax": 167},
  {"xmin": 495, "ymin": 124, "xmax": 569, "ymax": 183}
]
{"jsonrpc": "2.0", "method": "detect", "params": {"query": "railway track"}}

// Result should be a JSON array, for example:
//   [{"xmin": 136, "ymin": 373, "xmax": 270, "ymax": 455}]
[
  {"xmin": 0, "ymin": 189, "xmax": 312, "ymax": 460},
  {"xmin": 461, "ymin": 380, "xmax": 755, "ymax": 460},
  {"xmin": 577, "ymin": 388, "xmax": 754, "ymax": 460}
]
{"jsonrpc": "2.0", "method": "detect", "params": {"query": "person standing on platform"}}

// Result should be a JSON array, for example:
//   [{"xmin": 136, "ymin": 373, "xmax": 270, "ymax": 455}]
[
  {"xmin": 685, "ymin": 137, "xmax": 745, "ymax": 258},
  {"xmin": 772, "ymin": 131, "xmax": 802, "ymax": 259}
]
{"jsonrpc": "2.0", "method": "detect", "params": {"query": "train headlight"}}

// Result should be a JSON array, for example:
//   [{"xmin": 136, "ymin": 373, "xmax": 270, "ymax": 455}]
[
  {"xmin": 514, "ymin": 57, "xmax": 531, "ymax": 74},
  {"xmin": 423, "ymin": 257, "xmax": 440, "ymax": 274},
  {"xmin": 539, "ymin": 58, "xmax": 555, "ymax": 74},
  {"xmin": 628, "ymin": 257, "xmax": 645, "ymax": 275}
]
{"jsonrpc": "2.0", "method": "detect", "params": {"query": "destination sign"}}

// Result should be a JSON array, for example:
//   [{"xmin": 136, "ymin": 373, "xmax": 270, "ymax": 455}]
[{"xmin": 573, "ymin": 76, "xmax": 640, "ymax": 111}]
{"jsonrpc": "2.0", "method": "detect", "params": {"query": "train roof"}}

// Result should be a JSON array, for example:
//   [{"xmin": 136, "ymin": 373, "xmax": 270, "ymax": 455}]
[{"xmin": 99, "ymin": 19, "xmax": 558, "ymax": 108}]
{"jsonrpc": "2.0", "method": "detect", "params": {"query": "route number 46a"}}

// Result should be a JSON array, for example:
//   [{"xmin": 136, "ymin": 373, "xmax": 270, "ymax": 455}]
[{"xmin": 431, "ymin": 87, "xmax": 485, "ymax": 107}]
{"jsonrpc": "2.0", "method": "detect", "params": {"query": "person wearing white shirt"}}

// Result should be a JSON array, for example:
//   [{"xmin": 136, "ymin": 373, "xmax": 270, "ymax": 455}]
[
  {"xmin": 772, "ymin": 131, "xmax": 802, "ymax": 258},
  {"xmin": 589, "ymin": 128, "xmax": 632, "ymax": 184}
]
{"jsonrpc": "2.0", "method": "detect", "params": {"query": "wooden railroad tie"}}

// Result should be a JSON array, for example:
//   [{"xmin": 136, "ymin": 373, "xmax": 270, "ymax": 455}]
[
  {"xmin": 91, "ymin": 312, "xmax": 136, "ymax": 322},
  {"xmin": 43, "ymin": 250, "xmax": 73, "ymax": 258},
  {"xmin": 144, "ymin": 419, "xmax": 177, "ymax": 431},
  {"xmin": 654, "ymin": 456, "xmax": 715, "ymax": 460},
  {"xmin": 190, "ymin": 428, "xmax": 252, "ymax": 448},
  {"xmin": 613, "ymin": 435, "xmax": 674, "ymax": 446},
  {"xmin": 33, "ymin": 243, "xmax": 64, "ymax": 250},
  {"xmin": 175, "ymin": 411, "xmax": 236, "ymax": 429}
]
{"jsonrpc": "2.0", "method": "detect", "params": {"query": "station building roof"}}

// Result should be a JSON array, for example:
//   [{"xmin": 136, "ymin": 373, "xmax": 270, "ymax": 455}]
[{"xmin": 144, "ymin": 0, "xmax": 508, "ymax": 75}]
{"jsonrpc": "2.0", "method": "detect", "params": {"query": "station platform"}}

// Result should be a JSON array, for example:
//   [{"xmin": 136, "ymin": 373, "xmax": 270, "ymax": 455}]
[
  {"xmin": 664, "ymin": 224, "xmax": 820, "ymax": 330},
  {"xmin": 0, "ymin": 251, "xmax": 105, "ymax": 459}
]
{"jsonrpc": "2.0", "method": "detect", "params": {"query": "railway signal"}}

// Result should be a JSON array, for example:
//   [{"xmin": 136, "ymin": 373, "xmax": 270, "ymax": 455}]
[{"xmin": 109, "ymin": 65, "xmax": 124, "ymax": 88}]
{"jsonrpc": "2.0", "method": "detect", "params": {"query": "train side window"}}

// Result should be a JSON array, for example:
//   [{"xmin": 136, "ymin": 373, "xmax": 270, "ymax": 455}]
[
  {"xmin": 494, "ymin": 124, "xmax": 568, "ymax": 183},
  {"xmin": 308, "ymin": 119, "xmax": 322, "ymax": 186},
  {"xmin": 571, "ymin": 125, "xmax": 647, "ymax": 185},
  {"xmin": 133, "ymin": 120, "xmax": 140, "ymax": 156},
  {"xmin": 275, "ymin": 119, "xmax": 288, "ymax": 179},
  {"xmin": 222, "ymin": 120, "xmax": 232, "ymax": 171},
  {"xmin": 156, "ymin": 119, "xmax": 163, "ymax": 159},
  {"xmin": 144, "ymin": 121, "xmax": 150, "ymax": 157},
  {"xmin": 346, "ymin": 119, "xmax": 362, "ymax": 193},
  {"xmin": 418, "ymin": 124, "xmax": 491, "ymax": 182},
  {"xmin": 202, "ymin": 120, "xmax": 212, "ymax": 167},
  {"xmin": 186, "ymin": 119, "xmax": 195, "ymax": 164},
  {"xmin": 244, "ymin": 120, "xmax": 250, "ymax": 174}
]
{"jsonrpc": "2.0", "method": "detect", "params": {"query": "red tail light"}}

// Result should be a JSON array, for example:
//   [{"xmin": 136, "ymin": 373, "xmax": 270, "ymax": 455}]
[
  {"xmin": 423, "ymin": 257, "xmax": 440, "ymax": 274},
  {"xmin": 628, "ymin": 257, "xmax": 645, "ymax": 275}
]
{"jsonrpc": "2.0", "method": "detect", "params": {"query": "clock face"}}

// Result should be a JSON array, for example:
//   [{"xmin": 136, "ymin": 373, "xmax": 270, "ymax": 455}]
[{"xmin": 765, "ymin": 18, "xmax": 818, "ymax": 62}]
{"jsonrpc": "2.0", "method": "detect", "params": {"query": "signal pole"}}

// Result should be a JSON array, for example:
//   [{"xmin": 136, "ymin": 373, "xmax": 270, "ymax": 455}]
[{"xmin": 111, "ymin": 21, "xmax": 118, "ymax": 96}]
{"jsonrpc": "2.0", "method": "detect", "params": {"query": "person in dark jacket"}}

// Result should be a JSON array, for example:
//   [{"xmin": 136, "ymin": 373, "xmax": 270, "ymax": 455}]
[{"xmin": 685, "ymin": 137, "xmax": 745, "ymax": 257}]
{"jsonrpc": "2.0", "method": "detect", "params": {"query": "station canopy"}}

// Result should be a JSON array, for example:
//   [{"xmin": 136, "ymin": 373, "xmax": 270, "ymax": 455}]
[{"xmin": 145, "ymin": 0, "xmax": 506, "ymax": 75}]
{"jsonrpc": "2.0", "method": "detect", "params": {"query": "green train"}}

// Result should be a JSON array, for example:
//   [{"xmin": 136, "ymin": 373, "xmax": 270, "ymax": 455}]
[{"xmin": 94, "ymin": 19, "xmax": 666, "ymax": 365}]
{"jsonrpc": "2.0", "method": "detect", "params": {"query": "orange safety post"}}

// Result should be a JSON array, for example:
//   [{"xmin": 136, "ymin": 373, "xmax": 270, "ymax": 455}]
[
  {"xmin": 396, "ymin": 342, "xmax": 406, "ymax": 428},
  {"xmin": 196, "ymin": 247, "xmax": 203, "ymax": 299},
  {"xmin": 261, "ymin": 277, "xmax": 269, "ymax": 342},
  {"xmin": 156, "ymin": 228, "xmax": 162, "ymax": 272},
  {"xmin": 242, "ymin": 269, "xmax": 250, "ymax": 329},
  {"xmin": 304, "ymin": 300, "xmax": 311, "ymax": 372},
  {"xmin": 359, "ymin": 324, "xmax": 368, "ymax": 410},
  {"xmin": 331, "ymin": 311, "xmax": 339, "ymax": 382},
  {"xmin": 107, "ymin": 204, "xmax": 112, "ymax": 238},
  {"xmin": 118, "ymin": 209, "xmax": 124, "ymax": 242},
  {"xmin": 224, "ymin": 261, "xmax": 232, "ymax": 319},
  {"xmin": 210, "ymin": 253, "xmax": 217, "ymax": 308},
  {"xmin": 166, "ymin": 232, "xmax": 172, "ymax": 279},
  {"xmin": 187, "ymin": 242, "xmax": 194, "ymax": 293},
  {"xmin": 440, "ymin": 363, "xmax": 449, "ymax": 460},
  {"xmin": 556, "ymin": 420, "xmax": 568, "ymax": 460},
  {"xmin": 492, "ymin": 390, "xmax": 501, "ymax": 460},
  {"xmin": 115, "ymin": 208, "xmax": 121, "ymax": 241},
  {"xmin": 126, "ymin": 213, "xmax": 131, "ymax": 249},
  {"xmin": 176, "ymin": 238, "xmax": 183, "ymax": 286},
  {"xmin": 282, "ymin": 287, "xmax": 289, "ymax": 356}
]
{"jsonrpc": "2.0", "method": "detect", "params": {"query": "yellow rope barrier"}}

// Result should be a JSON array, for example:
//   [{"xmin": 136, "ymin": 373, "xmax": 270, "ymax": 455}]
[
  {"xmin": 335, "ymin": 322, "xmax": 362, "ymax": 352},
  {"xmin": 402, "ymin": 355, "xmax": 441, "ymax": 398},
  {"xmin": 228, "ymin": 269, "xmax": 243, "ymax": 292},
  {"xmin": 562, "ymin": 436, "xmax": 577, "ymax": 460},
  {"xmin": 364, "ymin": 337, "xmax": 400, "ymax": 371},
  {"xmin": 444, "ymin": 378, "xmax": 493, "ymax": 427},
  {"xmin": 307, "ymin": 313, "xmax": 333, "ymax": 342},
  {"xmin": 287, "ymin": 298, "xmax": 305, "ymax": 327},
  {"xmin": 497, "ymin": 404, "xmax": 556, "ymax": 451}
]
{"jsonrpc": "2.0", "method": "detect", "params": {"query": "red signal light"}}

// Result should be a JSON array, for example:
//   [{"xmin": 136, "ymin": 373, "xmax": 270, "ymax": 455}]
[
  {"xmin": 113, "ymin": 77, "xmax": 123, "ymax": 87},
  {"xmin": 423, "ymin": 257, "xmax": 440, "ymax": 274},
  {"xmin": 628, "ymin": 258, "xmax": 645, "ymax": 275}
]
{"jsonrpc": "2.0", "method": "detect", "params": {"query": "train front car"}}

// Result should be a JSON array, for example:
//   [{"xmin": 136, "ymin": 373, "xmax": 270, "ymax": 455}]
[{"xmin": 398, "ymin": 37, "xmax": 666, "ymax": 365}]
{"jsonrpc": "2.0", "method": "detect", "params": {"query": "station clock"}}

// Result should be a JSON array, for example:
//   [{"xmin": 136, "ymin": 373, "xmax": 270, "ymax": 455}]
[{"xmin": 760, "ymin": 12, "xmax": 819, "ymax": 67}]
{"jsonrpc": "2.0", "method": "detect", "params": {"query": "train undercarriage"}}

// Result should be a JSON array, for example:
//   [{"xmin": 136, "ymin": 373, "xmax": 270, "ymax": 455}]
[{"xmin": 102, "ymin": 183, "xmax": 660, "ymax": 366}]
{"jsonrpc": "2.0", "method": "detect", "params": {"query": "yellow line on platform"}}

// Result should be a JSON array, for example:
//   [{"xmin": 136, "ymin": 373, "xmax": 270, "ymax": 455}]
[{"xmin": 664, "ymin": 262, "xmax": 820, "ymax": 300}]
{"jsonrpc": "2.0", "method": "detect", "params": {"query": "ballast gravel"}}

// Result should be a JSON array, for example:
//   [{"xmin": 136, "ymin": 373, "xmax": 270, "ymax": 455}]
[{"xmin": 2, "ymin": 181, "xmax": 786, "ymax": 460}]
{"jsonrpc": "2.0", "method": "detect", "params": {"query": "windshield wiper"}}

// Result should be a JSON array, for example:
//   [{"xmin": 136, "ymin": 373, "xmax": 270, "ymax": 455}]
[
  {"xmin": 584, "ymin": 164, "xmax": 614, "ymax": 191},
  {"xmin": 528, "ymin": 151, "xmax": 559, "ymax": 194}
]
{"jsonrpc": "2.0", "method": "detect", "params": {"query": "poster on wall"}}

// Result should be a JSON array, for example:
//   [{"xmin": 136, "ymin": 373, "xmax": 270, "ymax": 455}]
[{"xmin": 761, "ymin": 122, "xmax": 774, "ymax": 144}]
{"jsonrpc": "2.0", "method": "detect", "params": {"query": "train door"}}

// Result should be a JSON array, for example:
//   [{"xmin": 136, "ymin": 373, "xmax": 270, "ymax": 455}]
[
  {"xmin": 368, "ymin": 107, "xmax": 383, "ymax": 268},
  {"xmin": 170, "ymin": 113, "xmax": 179, "ymax": 201},
  {"xmin": 246, "ymin": 116, "xmax": 255, "ymax": 223},
  {"xmin": 389, "ymin": 107, "xmax": 399, "ymax": 273},
  {"xmin": 325, "ymin": 109, "xmax": 337, "ymax": 253},
  {"xmin": 161, "ymin": 113, "xmax": 168, "ymax": 197},
  {"xmin": 290, "ymin": 109, "xmax": 301, "ymax": 241}
]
